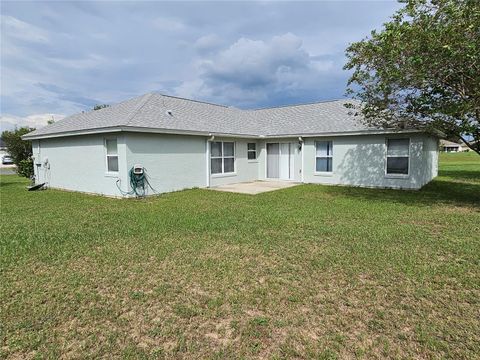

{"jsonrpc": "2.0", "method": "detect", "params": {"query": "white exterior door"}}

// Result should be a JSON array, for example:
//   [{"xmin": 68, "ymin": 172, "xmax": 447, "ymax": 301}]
[
  {"xmin": 267, "ymin": 142, "xmax": 293, "ymax": 180},
  {"xmin": 279, "ymin": 143, "xmax": 292, "ymax": 180}
]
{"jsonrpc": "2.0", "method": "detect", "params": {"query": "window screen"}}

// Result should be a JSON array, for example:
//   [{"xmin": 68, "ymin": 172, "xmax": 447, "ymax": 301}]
[
  {"xmin": 386, "ymin": 138, "xmax": 409, "ymax": 175},
  {"xmin": 105, "ymin": 138, "xmax": 118, "ymax": 172},
  {"xmin": 247, "ymin": 143, "xmax": 257, "ymax": 160},
  {"xmin": 315, "ymin": 141, "xmax": 333, "ymax": 172},
  {"xmin": 210, "ymin": 141, "xmax": 235, "ymax": 174}
]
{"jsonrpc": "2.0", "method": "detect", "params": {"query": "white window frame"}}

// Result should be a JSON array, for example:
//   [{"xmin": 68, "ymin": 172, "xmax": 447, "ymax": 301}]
[
  {"xmin": 104, "ymin": 137, "xmax": 119, "ymax": 176},
  {"xmin": 210, "ymin": 141, "xmax": 236, "ymax": 176},
  {"xmin": 247, "ymin": 142, "xmax": 257, "ymax": 161},
  {"xmin": 314, "ymin": 140, "xmax": 334, "ymax": 175},
  {"xmin": 385, "ymin": 138, "xmax": 410, "ymax": 178}
]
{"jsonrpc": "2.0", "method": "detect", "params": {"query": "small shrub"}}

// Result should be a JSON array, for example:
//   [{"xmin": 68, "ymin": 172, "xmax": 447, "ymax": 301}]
[{"xmin": 16, "ymin": 159, "xmax": 34, "ymax": 179}]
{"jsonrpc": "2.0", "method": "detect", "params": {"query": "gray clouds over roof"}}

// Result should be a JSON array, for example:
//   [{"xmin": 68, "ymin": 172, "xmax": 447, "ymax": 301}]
[{"xmin": 2, "ymin": 1, "xmax": 400, "ymax": 125}]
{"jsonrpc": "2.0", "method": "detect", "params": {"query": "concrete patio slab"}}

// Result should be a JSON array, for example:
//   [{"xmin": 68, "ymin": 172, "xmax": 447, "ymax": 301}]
[{"xmin": 210, "ymin": 180, "xmax": 301, "ymax": 195}]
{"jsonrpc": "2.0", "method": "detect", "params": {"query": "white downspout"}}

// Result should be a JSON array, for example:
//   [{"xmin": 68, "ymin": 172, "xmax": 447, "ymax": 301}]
[
  {"xmin": 206, "ymin": 134, "xmax": 215, "ymax": 187},
  {"xmin": 299, "ymin": 136, "xmax": 304, "ymax": 183}
]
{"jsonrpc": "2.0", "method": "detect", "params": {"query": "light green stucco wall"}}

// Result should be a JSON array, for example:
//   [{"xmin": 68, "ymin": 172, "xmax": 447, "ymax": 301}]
[
  {"xmin": 301, "ymin": 133, "xmax": 438, "ymax": 190},
  {"xmin": 32, "ymin": 133, "xmax": 128, "ymax": 196},
  {"xmin": 31, "ymin": 132, "xmax": 438, "ymax": 197},
  {"xmin": 125, "ymin": 132, "xmax": 207, "ymax": 195}
]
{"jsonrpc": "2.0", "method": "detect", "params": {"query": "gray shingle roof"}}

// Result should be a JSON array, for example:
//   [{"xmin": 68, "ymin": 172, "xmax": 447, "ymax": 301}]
[
  {"xmin": 24, "ymin": 92, "xmax": 377, "ymax": 139},
  {"xmin": 251, "ymin": 100, "xmax": 370, "ymax": 136}
]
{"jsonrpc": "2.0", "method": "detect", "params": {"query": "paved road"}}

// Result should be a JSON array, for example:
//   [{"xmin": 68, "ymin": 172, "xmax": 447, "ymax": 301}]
[{"xmin": 0, "ymin": 166, "xmax": 16, "ymax": 175}]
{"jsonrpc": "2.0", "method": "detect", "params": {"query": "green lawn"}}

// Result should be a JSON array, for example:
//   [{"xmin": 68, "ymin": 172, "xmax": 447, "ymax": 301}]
[{"xmin": 1, "ymin": 152, "xmax": 479, "ymax": 359}]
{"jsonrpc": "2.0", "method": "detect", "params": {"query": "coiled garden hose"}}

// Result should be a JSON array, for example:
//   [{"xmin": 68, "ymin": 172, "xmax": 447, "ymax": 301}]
[{"xmin": 116, "ymin": 167, "xmax": 157, "ymax": 197}]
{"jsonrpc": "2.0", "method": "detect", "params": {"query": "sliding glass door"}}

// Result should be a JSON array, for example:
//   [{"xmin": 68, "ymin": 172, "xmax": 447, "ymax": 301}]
[
  {"xmin": 267, "ymin": 143, "xmax": 280, "ymax": 179},
  {"xmin": 267, "ymin": 143, "xmax": 293, "ymax": 180}
]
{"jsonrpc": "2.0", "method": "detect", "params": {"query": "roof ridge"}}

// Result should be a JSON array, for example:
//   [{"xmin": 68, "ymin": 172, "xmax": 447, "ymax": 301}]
[
  {"xmin": 154, "ymin": 92, "xmax": 234, "ymax": 109},
  {"xmin": 252, "ymin": 98, "xmax": 351, "ymax": 111},
  {"xmin": 124, "ymin": 93, "xmax": 154, "ymax": 126}
]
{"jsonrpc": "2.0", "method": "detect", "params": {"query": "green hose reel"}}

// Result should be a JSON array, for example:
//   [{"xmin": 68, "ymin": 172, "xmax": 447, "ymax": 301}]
[
  {"xmin": 129, "ymin": 167, "xmax": 148, "ymax": 197},
  {"xmin": 116, "ymin": 165, "xmax": 156, "ymax": 197}
]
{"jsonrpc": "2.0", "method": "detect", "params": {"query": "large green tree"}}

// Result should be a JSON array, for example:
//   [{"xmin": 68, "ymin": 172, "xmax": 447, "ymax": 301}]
[
  {"xmin": 344, "ymin": 0, "xmax": 480, "ymax": 154},
  {"xmin": 1, "ymin": 127, "xmax": 35, "ymax": 178}
]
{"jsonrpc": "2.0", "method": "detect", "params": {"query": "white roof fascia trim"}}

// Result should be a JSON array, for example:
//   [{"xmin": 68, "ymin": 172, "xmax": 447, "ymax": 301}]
[
  {"xmin": 22, "ymin": 126, "xmax": 261, "ymax": 140},
  {"xmin": 23, "ymin": 127, "xmax": 427, "ymax": 141},
  {"xmin": 22, "ymin": 127, "xmax": 123, "ymax": 140},
  {"xmin": 264, "ymin": 129, "xmax": 425, "ymax": 138}
]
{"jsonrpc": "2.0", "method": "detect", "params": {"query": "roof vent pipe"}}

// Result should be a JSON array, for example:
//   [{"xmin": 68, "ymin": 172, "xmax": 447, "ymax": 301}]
[{"xmin": 166, "ymin": 110, "xmax": 173, "ymax": 116}]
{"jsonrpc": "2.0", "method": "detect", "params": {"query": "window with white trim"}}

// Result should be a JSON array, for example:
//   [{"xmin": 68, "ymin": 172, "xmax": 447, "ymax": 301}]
[
  {"xmin": 105, "ymin": 138, "xmax": 119, "ymax": 172},
  {"xmin": 315, "ymin": 141, "xmax": 333, "ymax": 172},
  {"xmin": 211, "ymin": 141, "xmax": 235, "ymax": 174},
  {"xmin": 386, "ymin": 138, "xmax": 409, "ymax": 175},
  {"xmin": 247, "ymin": 143, "xmax": 257, "ymax": 160}
]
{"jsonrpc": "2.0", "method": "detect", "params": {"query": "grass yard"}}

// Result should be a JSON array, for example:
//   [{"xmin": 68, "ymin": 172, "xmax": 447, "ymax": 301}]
[{"xmin": 1, "ymin": 152, "xmax": 479, "ymax": 359}]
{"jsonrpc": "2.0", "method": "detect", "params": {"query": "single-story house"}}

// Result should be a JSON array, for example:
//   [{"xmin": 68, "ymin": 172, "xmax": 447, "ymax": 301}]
[
  {"xmin": 23, "ymin": 93, "xmax": 439, "ymax": 197},
  {"xmin": 439, "ymin": 139, "xmax": 470, "ymax": 152}
]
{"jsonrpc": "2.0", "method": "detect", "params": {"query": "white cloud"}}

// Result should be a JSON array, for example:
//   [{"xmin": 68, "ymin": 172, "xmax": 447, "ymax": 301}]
[
  {"xmin": 0, "ymin": 15, "xmax": 50, "ymax": 43},
  {"xmin": 175, "ymin": 33, "xmax": 336, "ymax": 107},
  {"xmin": 0, "ymin": 113, "xmax": 65, "ymax": 132}
]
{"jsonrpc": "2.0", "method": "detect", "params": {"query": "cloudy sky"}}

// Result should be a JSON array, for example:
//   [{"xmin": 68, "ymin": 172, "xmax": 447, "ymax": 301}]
[{"xmin": 1, "ymin": 0, "xmax": 400, "ymax": 131}]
